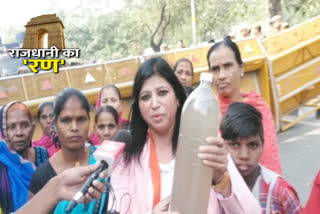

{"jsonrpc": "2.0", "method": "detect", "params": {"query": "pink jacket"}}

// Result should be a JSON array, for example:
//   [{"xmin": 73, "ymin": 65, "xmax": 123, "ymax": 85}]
[{"xmin": 110, "ymin": 139, "xmax": 262, "ymax": 214}]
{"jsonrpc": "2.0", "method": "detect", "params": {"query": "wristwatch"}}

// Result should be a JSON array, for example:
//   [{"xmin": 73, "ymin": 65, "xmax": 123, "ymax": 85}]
[{"xmin": 211, "ymin": 171, "xmax": 230, "ymax": 192}]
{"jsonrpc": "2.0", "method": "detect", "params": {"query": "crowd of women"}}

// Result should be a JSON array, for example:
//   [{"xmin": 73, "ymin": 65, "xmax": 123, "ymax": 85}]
[{"xmin": 1, "ymin": 36, "xmax": 320, "ymax": 214}]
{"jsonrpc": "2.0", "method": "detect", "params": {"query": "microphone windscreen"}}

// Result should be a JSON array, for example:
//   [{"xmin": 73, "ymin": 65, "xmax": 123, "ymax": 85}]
[
  {"xmin": 113, "ymin": 129, "xmax": 132, "ymax": 145},
  {"xmin": 93, "ymin": 140, "xmax": 125, "ymax": 175}
]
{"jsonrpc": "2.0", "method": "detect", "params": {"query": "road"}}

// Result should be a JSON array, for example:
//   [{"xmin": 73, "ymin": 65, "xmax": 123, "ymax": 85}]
[{"xmin": 278, "ymin": 115, "xmax": 320, "ymax": 206}]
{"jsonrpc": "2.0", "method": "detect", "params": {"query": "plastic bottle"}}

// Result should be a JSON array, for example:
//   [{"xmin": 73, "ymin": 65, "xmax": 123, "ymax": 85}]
[{"xmin": 171, "ymin": 72, "xmax": 221, "ymax": 214}]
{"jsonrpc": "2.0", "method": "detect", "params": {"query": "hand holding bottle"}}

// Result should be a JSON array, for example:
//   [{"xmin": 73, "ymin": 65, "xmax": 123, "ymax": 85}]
[{"xmin": 198, "ymin": 136, "xmax": 231, "ymax": 197}]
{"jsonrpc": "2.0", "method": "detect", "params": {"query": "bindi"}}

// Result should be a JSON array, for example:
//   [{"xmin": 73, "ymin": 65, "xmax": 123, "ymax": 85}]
[{"xmin": 71, "ymin": 96, "xmax": 77, "ymax": 103}]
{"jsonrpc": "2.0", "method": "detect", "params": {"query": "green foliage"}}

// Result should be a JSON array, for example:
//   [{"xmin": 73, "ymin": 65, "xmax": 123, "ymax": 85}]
[
  {"xmin": 196, "ymin": 0, "xmax": 267, "ymax": 41},
  {"xmin": 52, "ymin": 0, "xmax": 319, "ymax": 62},
  {"xmin": 282, "ymin": 0, "xmax": 320, "ymax": 25}
]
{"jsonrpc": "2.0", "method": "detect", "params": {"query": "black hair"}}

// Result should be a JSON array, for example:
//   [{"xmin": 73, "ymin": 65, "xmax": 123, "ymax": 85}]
[
  {"xmin": 173, "ymin": 58, "xmax": 194, "ymax": 76},
  {"xmin": 125, "ymin": 57, "xmax": 186, "ymax": 164},
  {"xmin": 184, "ymin": 86, "xmax": 194, "ymax": 96},
  {"xmin": 254, "ymin": 25, "xmax": 262, "ymax": 32},
  {"xmin": 53, "ymin": 88, "xmax": 90, "ymax": 120},
  {"xmin": 100, "ymin": 84, "xmax": 121, "ymax": 100},
  {"xmin": 220, "ymin": 102, "xmax": 264, "ymax": 143},
  {"xmin": 208, "ymin": 39, "xmax": 215, "ymax": 43},
  {"xmin": 207, "ymin": 36, "xmax": 243, "ymax": 70},
  {"xmin": 95, "ymin": 105, "xmax": 119, "ymax": 125},
  {"xmin": 37, "ymin": 102, "xmax": 53, "ymax": 121}
]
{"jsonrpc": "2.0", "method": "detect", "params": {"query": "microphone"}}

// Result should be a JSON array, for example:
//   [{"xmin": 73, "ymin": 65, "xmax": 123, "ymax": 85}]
[
  {"xmin": 65, "ymin": 160, "xmax": 108, "ymax": 213},
  {"xmin": 65, "ymin": 132, "xmax": 129, "ymax": 213},
  {"xmin": 112, "ymin": 129, "xmax": 132, "ymax": 145},
  {"xmin": 93, "ymin": 139, "xmax": 126, "ymax": 175}
]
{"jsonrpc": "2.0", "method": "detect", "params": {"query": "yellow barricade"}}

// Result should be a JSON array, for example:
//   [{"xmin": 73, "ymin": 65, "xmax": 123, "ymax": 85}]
[
  {"xmin": 23, "ymin": 70, "xmax": 69, "ymax": 100},
  {"xmin": 262, "ymin": 15, "xmax": 320, "ymax": 58},
  {"xmin": 0, "ymin": 76, "xmax": 27, "ymax": 106},
  {"xmin": 103, "ymin": 57, "xmax": 141, "ymax": 99},
  {"xmin": 162, "ymin": 46, "xmax": 210, "ymax": 87},
  {"xmin": 261, "ymin": 15, "xmax": 320, "ymax": 131},
  {"xmin": 2, "ymin": 16, "xmax": 320, "ymax": 133},
  {"xmin": 1, "ymin": 39, "xmax": 270, "ymax": 120},
  {"xmin": 22, "ymin": 70, "xmax": 70, "ymax": 115},
  {"xmin": 66, "ymin": 64, "xmax": 107, "ymax": 90},
  {"xmin": 237, "ymin": 39, "xmax": 271, "ymax": 107},
  {"xmin": 164, "ymin": 46, "xmax": 209, "ymax": 69},
  {"xmin": 104, "ymin": 57, "xmax": 140, "ymax": 85},
  {"xmin": 161, "ymin": 39, "xmax": 271, "ymax": 108}
]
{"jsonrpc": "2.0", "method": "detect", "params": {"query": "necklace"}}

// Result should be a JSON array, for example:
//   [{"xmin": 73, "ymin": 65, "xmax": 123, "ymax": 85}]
[{"xmin": 60, "ymin": 148, "xmax": 88, "ymax": 167}]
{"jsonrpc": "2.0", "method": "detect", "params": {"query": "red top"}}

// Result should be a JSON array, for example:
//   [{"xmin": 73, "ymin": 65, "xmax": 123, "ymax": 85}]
[{"xmin": 304, "ymin": 170, "xmax": 320, "ymax": 213}]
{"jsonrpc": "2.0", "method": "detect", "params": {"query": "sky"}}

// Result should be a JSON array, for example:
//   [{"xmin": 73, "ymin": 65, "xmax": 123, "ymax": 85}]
[{"xmin": 0, "ymin": 0, "xmax": 125, "ymax": 43}]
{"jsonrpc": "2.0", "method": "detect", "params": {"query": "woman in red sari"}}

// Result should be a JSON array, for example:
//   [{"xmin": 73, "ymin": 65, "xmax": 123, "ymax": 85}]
[
  {"xmin": 304, "ymin": 170, "xmax": 320, "ymax": 213},
  {"xmin": 206, "ymin": 36, "xmax": 282, "ymax": 175}
]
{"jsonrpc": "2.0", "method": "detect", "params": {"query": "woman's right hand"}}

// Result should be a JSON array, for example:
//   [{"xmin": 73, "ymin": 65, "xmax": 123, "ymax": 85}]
[
  {"xmin": 152, "ymin": 196, "xmax": 179, "ymax": 214},
  {"xmin": 57, "ymin": 162, "xmax": 108, "ymax": 202}
]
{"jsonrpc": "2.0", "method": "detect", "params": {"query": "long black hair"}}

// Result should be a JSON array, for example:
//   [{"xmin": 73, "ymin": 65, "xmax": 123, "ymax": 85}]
[{"xmin": 125, "ymin": 57, "xmax": 186, "ymax": 165}]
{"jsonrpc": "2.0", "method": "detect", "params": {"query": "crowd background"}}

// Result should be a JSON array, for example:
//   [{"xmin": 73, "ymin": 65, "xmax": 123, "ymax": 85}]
[
  {"xmin": 0, "ymin": 0, "xmax": 320, "ymax": 213},
  {"xmin": 0, "ymin": 0, "xmax": 319, "ymax": 65}
]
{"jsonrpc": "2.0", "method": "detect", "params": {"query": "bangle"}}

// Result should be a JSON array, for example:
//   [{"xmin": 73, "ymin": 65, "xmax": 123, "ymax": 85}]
[{"xmin": 211, "ymin": 171, "xmax": 230, "ymax": 192}]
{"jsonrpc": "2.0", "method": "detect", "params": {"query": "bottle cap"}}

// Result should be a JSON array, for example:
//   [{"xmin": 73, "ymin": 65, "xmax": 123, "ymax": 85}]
[{"xmin": 200, "ymin": 72, "xmax": 213, "ymax": 82}]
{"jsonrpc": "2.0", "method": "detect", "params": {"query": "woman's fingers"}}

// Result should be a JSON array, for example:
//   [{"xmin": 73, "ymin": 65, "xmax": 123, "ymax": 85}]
[
  {"xmin": 198, "ymin": 139, "xmax": 227, "ymax": 165},
  {"xmin": 198, "ymin": 145, "xmax": 226, "ymax": 156},
  {"xmin": 86, "ymin": 180, "xmax": 106, "ymax": 200},
  {"xmin": 99, "ymin": 170, "xmax": 107, "ymax": 179},
  {"xmin": 92, "ymin": 180, "xmax": 106, "ymax": 193},
  {"xmin": 153, "ymin": 196, "xmax": 171, "ymax": 212},
  {"xmin": 197, "ymin": 136, "xmax": 229, "ymax": 184},
  {"xmin": 202, "ymin": 160, "xmax": 227, "ymax": 171},
  {"xmin": 78, "ymin": 162, "xmax": 101, "ymax": 178},
  {"xmin": 198, "ymin": 152, "xmax": 226, "ymax": 164},
  {"xmin": 87, "ymin": 186, "xmax": 101, "ymax": 200},
  {"xmin": 84, "ymin": 193, "xmax": 93, "ymax": 202},
  {"xmin": 206, "ymin": 136, "xmax": 224, "ymax": 146}
]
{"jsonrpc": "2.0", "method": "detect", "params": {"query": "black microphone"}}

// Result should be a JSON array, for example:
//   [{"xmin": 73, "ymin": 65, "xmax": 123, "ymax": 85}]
[
  {"xmin": 112, "ymin": 129, "xmax": 132, "ymax": 145},
  {"xmin": 65, "ymin": 131, "xmax": 130, "ymax": 213},
  {"xmin": 65, "ymin": 160, "xmax": 108, "ymax": 213}
]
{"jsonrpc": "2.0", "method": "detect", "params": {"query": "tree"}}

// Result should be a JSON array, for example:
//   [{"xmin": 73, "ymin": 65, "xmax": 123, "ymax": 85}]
[
  {"xmin": 149, "ymin": 2, "xmax": 171, "ymax": 52},
  {"xmin": 267, "ymin": 0, "xmax": 282, "ymax": 17},
  {"xmin": 282, "ymin": 0, "xmax": 320, "ymax": 25},
  {"xmin": 44, "ymin": 0, "xmax": 319, "ymax": 62},
  {"xmin": 123, "ymin": 0, "xmax": 194, "ymax": 52},
  {"xmin": 196, "ymin": 0, "xmax": 267, "ymax": 41},
  {"xmin": 122, "ymin": 0, "xmax": 174, "ymax": 52}
]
